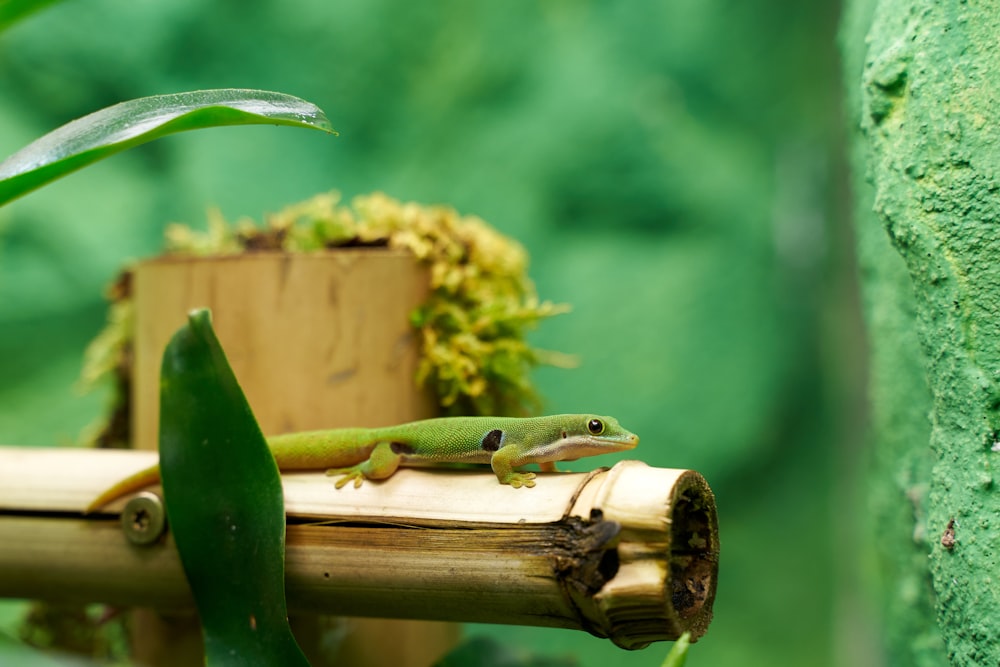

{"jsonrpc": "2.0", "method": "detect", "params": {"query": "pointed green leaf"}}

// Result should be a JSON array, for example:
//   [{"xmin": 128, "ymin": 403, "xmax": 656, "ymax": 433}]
[
  {"xmin": 0, "ymin": 89, "xmax": 334, "ymax": 206},
  {"xmin": 659, "ymin": 632, "xmax": 691, "ymax": 667},
  {"xmin": 159, "ymin": 309, "xmax": 309, "ymax": 667}
]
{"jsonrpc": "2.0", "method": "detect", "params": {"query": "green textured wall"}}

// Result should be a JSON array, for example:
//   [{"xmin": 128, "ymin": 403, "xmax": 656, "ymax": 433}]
[{"xmin": 845, "ymin": 0, "xmax": 1000, "ymax": 663}]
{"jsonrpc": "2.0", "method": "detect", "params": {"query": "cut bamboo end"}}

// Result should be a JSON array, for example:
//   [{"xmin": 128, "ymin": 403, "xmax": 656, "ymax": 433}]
[{"xmin": 582, "ymin": 462, "xmax": 718, "ymax": 648}]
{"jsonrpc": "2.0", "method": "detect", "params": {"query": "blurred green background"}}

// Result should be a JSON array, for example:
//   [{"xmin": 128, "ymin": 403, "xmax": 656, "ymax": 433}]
[{"xmin": 0, "ymin": 1, "xmax": 872, "ymax": 665}]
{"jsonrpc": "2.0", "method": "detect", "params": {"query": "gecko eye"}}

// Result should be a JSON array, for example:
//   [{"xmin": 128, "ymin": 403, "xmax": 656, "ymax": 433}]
[{"xmin": 587, "ymin": 419, "xmax": 605, "ymax": 435}]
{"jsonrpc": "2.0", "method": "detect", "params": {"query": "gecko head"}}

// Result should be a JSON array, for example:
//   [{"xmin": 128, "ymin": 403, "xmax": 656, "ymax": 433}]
[{"xmin": 554, "ymin": 414, "xmax": 640, "ymax": 458}]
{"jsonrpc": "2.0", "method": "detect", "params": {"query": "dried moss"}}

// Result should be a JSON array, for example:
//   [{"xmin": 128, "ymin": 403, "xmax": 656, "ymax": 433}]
[{"xmin": 80, "ymin": 192, "xmax": 570, "ymax": 445}]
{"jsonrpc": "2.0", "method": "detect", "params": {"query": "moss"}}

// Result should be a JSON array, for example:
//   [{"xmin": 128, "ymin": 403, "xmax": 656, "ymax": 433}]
[{"xmin": 80, "ymin": 192, "xmax": 569, "ymax": 445}]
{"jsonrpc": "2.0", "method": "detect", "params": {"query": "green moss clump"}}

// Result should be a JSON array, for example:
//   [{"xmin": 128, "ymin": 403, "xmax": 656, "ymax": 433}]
[{"xmin": 81, "ymin": 192, "xmax": 570, "ymax": 438}]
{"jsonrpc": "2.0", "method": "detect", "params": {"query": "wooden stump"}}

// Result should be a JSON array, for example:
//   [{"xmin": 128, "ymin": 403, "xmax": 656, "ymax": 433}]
[{"xmin": 130, "ymin": 250, "xmax": 457, "ymax": 667}]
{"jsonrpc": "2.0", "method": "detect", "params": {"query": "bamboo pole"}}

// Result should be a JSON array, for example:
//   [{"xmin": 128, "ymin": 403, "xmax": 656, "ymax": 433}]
[{"xmin": 0, "ymin": 447, "xmax": 719, "ymax": 649}]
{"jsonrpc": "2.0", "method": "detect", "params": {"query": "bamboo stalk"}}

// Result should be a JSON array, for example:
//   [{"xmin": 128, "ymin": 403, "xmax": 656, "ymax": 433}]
[{"xmin": 0, "ymin": 447, "xmax": 719, "ymax": 649}]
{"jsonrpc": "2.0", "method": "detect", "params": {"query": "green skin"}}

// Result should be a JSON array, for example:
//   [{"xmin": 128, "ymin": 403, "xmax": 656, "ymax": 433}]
[{"xmin": 86, "ymin": 414, "xmax": 639, "ymax": 513}]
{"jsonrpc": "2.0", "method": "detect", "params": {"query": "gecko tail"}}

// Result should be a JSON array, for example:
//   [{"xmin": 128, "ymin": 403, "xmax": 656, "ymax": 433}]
[{"xmin": 84, "ymin": 464, "xmax": 161, "ymax": 515}]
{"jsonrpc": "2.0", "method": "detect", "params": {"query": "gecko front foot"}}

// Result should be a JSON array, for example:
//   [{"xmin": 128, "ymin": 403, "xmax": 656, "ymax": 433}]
[
  {"xmin": 504, "ymin": 471, "xmax": 536, "ymax": 488},
  {"xmin": 325, "ymin": 467, "xmax": 366, "ymax": 489}
]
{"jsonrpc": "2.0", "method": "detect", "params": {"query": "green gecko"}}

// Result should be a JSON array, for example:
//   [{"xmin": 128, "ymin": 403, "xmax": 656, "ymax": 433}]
[{"xmin": 85, "ymin": 414, "xmax": 639, "ymax": 513}]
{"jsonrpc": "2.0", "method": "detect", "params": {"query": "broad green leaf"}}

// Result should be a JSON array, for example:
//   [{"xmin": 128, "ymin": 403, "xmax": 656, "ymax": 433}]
[
  {"xmin": 0, "ymin": 0, "xmax": 62, "ymax": 32},
  {"xmin": 0, "ymin": 89, "xmax": 333, "ymax": 207},
  {"xmin": 159, "ymin": 309, "xmax": 309, "ymax": 667}
]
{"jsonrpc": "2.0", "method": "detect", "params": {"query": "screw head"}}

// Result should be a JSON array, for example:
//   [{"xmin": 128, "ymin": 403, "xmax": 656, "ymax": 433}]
[{"xmin": 121, "ymin": 491, "xmax": 167, "ymax": 546}]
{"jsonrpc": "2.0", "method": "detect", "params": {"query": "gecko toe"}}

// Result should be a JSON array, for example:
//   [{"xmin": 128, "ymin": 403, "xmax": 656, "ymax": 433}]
[{"xmin": 329, "ymin": 469, "xmax": 364, "ymax": 489}]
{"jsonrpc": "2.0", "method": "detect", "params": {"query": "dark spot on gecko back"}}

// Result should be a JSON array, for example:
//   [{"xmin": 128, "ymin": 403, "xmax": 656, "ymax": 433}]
[
  {"xmin": 390, "ymin": 442, "xmax": 414, "ymax": 455},
  {"xmin": 481, "ymin": 429, "xmax": 504, "ymax": 452}
]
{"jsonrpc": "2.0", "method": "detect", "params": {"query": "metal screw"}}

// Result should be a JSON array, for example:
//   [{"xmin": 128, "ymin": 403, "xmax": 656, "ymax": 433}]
[{"xmin": 121, "ymin": 491, "xmax": 167, "ymax": 546}]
